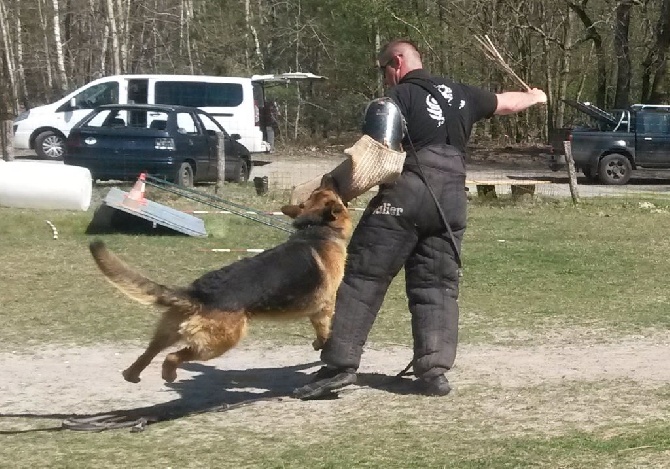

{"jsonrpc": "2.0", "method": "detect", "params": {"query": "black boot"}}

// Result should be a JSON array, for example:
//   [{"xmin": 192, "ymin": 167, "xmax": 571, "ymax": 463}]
[
  {"xmin": 293, "ymin": 367, "xmax": 357, "ymax": 400},
  {"xmin": 417, "ymin": 374, "xmax": 452, "ymax": 396}
]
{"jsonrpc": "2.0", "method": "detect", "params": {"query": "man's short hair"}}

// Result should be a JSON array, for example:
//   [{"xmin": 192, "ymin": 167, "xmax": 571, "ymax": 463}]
[{"xmin": 378, "ymin": 39, "xmax": 422, "ymax": 63}]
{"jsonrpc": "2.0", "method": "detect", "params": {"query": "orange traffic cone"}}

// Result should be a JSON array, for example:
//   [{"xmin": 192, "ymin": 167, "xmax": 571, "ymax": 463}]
[{"xmin": 123, "ymin": 173, "xmax": 147, "ymax": 208}]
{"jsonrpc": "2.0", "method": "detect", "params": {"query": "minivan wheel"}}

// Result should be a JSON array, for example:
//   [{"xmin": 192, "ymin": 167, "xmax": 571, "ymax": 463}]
[
  {"xmin": 35, "ymin": 130, "xmax": 65, "ymax": 160},
  {"xmin": 176, "ymin": 162, "xmax": 194, "ymax": 187},
  {"xmin": 598, "ymin": 153, "xmax": 632, "ymax": 185}
]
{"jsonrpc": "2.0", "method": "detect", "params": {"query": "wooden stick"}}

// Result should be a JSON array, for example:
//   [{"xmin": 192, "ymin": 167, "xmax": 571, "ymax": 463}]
[
  {"xmin": 474, "ymin": 34, "xmax": 531, "ymax": 91},
  {"xmin": 563, "ymin": 140, "xmax": 580, "ymax": 205}
]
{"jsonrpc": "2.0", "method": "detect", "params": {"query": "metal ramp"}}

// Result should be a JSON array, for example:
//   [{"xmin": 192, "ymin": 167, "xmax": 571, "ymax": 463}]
[{"xmin": 102, "ymin": 186, "xmax": 207, "ymax": 237}]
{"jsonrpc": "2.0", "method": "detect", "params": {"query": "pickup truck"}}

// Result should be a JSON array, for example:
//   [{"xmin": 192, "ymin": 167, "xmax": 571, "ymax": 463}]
[{"xmin": 547, "ymin": 100, "xmax": 670, "ymax": 185}]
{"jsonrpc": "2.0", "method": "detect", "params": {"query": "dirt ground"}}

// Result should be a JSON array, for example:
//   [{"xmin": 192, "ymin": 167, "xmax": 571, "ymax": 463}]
[{"xmin": 2, "ymin": 328, "xmax": 669, "ymax": 431}]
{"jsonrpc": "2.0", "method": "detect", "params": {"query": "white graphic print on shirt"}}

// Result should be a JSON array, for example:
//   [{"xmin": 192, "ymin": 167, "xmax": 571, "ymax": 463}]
[
  {"xmin": 425, "ymin": 84, "xmax": 468, "ymax": 126},
  {"xmin": 425, "ymin": 84, "xmax": 453, "ymax": 127}
]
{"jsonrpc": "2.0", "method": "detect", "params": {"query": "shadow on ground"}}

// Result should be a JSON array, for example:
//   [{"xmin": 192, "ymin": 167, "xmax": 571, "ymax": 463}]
[{"xmin": 0, "ymin": 361, "xmax": 423, "ymax": 434}]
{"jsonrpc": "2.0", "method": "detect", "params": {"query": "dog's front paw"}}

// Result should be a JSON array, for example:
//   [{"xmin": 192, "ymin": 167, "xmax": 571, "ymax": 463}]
[
  {"xmin": 122, "ymin": 368, "xmax": 141, "ymax": 383},
  {"xmin": 312, "ymin": 338, "xmax": 325, "ymax": 350}
]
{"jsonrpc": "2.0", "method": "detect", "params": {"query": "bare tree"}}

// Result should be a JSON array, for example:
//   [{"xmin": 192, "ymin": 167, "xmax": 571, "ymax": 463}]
[
  {"xmin": 14, "ymin": 0, "xmax": 27, "ymax": 108},
  {"xmin": 613, "ymin": 0, "xmax": 639, "ymax": 108},
  {"xmin": 641, "ymin": 0, "xmax": 670, "ymax": 103},
  {"xmin": 51, "ymin": 0, "xmax": 69, "ymax": 91},
  {"xmin": 568, "ymin": 0, "xmax": 607, "ymax": 107},
  {"xmin": 0, "ymin": 0, "xmax": 19, "ymax": 112},
  {"xmin": 106, "ymin": 0, "xmax": 121, "ymax": 74}
]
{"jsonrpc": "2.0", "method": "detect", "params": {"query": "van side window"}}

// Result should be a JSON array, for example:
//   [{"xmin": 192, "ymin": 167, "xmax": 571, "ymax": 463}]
[
  {"xmin": 73, "ymin": 82, "xmax": 119, "ymax": 109},
  {"xmin": 155, "ymin": 82, "xmax": 243, "ymax": 107}
]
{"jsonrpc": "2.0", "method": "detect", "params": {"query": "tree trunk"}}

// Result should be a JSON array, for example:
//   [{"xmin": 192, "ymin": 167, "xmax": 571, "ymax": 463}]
[
  {"xmin": 613, "ymin": 0, "xmax": 634, "ymax": 108},
  {"xmin": 244, "ymin": 0, "xmax": 250, "ymax": 69},
  {"xmin": 640, "ymin": 0, "xmax": 670, "ymax": 103},
  {"xmin": 14, "ymin": 0, "xmax": 28, "ymax": 108},
  {"xmin": 649, "ymin": 0, "xmax": 670, "ymax": 103},
  {"xmin": 556, "ymin": 4, "xmax": 575, "ymax": 129},
  {"xmin": 0, "ymin": 0, "xmax": 19, "ymax": 113},
  {"xmin": 117, "ymin": 0, "xmax": 130, "ymax": 73},
  {"xmin": 51, "ymin": 0, "xmax": 69, "ymax": 92},
  {"xmin": 106, "ymin": 0, "xmax": 121, "ymax": 75},
  {"xmin": 569, "ymin": 1, "xmax": 607, "ymax": 107},
  {"xmin": 37, "ymin": 0, "xmax": 54, "ymax": 95}
]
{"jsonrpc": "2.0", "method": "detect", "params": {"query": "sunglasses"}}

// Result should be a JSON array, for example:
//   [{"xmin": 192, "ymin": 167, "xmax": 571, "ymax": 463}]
[{"xmin": 378, "ymin": 57, "xmax": 394, "ymax": 73}]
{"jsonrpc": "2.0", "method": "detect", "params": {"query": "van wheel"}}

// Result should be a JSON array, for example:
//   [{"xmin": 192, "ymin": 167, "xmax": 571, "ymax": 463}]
[
  {"xmin": 598, "ymin": 153, "xmax": 632, "ymax": 185},
  {"xmin": 35, "ymin": 130, "xmax": 65, "ymax": 160},
  {"xmin": 176, "ymin": 162, "xmax": 194, "ymax": 187}
]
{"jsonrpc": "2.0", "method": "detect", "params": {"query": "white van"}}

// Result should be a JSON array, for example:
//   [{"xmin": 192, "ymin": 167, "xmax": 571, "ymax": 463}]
[{"xmin": 12, "ymin": 73, "xmax": 324, "ymax": 159}]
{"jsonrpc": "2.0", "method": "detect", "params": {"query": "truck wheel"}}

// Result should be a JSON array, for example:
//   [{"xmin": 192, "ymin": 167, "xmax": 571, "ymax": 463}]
[
  {"xmin": 598, "ymin": 153, "xmax": 632, "ymax": 185},
  {"xmin": 176, "ymin": 162, "xmax": 194, "ymax": 187},
  {"xmin": 35, "ymin": 130, "xmax": 65, "ymax": 160}
]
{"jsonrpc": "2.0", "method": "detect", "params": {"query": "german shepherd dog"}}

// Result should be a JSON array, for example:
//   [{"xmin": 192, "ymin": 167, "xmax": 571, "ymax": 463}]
[{"xmin": 89, "ymin": 178, "xmax": 352, "ymax": 384}]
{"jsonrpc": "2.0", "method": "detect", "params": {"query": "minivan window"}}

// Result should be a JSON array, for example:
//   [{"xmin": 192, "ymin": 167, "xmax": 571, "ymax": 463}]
[
  {"xmin": 74, "ymin": 82, "xmax": 119, "ymax": 109},
  {"xmin": 155, "ymin": 82, "xmax": 243, "ymax": 107}
]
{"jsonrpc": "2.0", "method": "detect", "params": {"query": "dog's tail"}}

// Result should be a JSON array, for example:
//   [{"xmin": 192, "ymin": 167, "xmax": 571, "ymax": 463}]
[{"xmin": 89, "ymin": 240, "xmax": 192, "ymax": 309}]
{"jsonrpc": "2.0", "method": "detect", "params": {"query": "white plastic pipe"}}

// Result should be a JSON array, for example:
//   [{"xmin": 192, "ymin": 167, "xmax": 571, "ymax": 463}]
[{"xmin": 0, "ymin": 162, "xmax": 92, "ymax": 211}]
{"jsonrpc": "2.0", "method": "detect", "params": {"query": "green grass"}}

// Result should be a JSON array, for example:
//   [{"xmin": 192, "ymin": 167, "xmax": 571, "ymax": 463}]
[
  {"xmin": 2, "ymin": 187, "xmax": 670, "ymax": 468},
  {"xmin": 3, "ymin": 189, "xmax": 670, "ymax": 347},
  {"xmin": 2, "ymin": 403, "xmax": 669, "ymax": 468}
]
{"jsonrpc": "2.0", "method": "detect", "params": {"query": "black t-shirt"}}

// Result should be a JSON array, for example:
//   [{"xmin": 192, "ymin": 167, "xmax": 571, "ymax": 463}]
[{"xmin": 386, "ymin": 69, "xmax": 498, "ymax": 153}]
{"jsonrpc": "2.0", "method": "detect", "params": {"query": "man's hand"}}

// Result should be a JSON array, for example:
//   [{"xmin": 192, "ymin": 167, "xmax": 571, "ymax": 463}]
[
  {"xmin": 495, "ymin": 88, "xmax": 548, "ymax": 115},
  {"xmin": 528, "ymin": 87, "xmax": 547, "ymax": 105}
]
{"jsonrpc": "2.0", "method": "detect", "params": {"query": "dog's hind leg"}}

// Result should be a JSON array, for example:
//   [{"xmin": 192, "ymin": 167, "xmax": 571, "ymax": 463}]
[
  {"xmin": 161, "ymin": 346, "xmax": 198, "ymax": 382},
  {"xmin": 123, "ymin": 330, "xmax": 180, "ymax": 383},
  {"xmin": 123, "ymin": 314, "xmax": 182, "ymax": 383},
  {"xmin": 162, "ymin": 311, "xmax": 248, "ymax": 382},
  {"xmin": 310, "ymin": 304, "xmax": 334, "ymax": 350}
]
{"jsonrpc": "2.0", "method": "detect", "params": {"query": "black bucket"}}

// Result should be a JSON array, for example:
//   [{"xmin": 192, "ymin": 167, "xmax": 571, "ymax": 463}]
[{"xmin": 253, "ymin": 176, "xmax": 269, "ymax": 195}]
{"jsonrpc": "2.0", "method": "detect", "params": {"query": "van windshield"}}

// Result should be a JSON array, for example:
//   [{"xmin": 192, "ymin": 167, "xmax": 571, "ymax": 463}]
[{"xmin": 155, "ymin": 81, "xmax": 243, "ymax": 107}]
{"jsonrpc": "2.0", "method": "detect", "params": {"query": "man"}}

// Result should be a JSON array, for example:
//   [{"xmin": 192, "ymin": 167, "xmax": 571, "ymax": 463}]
[
  {"xmin": 294, "ymin": 39, "xmax": 547, "ymax": 399},
  {"xmin": 261, "ymin": 100, "xmax": 280, "ymax": 152}
]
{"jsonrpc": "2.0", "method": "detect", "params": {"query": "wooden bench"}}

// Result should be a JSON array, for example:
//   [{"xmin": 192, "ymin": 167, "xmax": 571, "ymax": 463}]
[{"xmin": 465, "ymin": 179, "xmax": 551, "ymax": 198}]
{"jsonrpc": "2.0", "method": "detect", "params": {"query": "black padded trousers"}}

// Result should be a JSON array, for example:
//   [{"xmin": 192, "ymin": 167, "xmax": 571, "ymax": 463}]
[{"xmin": 321, "ymin": 145, "xmax": 466, "ymax": 380}]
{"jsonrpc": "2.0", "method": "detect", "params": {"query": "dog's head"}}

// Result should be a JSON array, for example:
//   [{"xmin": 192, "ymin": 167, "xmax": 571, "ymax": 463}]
[{"xmin": 281, "ymin": 176, "xmax": 352, "ymax": 238}]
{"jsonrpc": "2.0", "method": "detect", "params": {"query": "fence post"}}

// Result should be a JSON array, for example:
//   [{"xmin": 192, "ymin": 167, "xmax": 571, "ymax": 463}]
[
  {"xmin": 215, "ymin": 132, "xmax": 225, "ymax": 193},
  {"xmin": 563, "ymin": 140, "xmax": 580, "ymax": 205},
  {"xmin": 1, "ymin": 119, "xmax": 14, "ymax": 161}
]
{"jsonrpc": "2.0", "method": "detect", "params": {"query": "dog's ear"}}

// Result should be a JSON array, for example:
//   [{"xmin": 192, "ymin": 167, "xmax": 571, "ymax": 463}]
[
  {"xmin": 281, "ymin": 203, "xmax": 303, "ymax": 219},
  {"xmin": 319, "ymin": 174, "xmax": 339, "ymax": 193},
  {"xmin": 323, "ymin": 199, "xmax": 345, "ymax": 221}
]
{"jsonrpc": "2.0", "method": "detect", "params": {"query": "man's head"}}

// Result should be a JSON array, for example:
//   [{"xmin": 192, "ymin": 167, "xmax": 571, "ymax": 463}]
[{"xmin": 377, "ymin": 40, "xmax": 423, "ymax": 87}]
